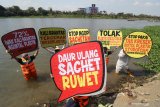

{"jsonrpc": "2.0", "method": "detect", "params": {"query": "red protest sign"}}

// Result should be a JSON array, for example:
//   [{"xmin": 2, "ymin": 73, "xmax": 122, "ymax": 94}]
[
  {"xmin": 1, "ymin": 28, "xmax": 38, "ymax": 58},
  {"xmin": 50, "ymin": 41, "xmax": 106, "ymax": 102}
]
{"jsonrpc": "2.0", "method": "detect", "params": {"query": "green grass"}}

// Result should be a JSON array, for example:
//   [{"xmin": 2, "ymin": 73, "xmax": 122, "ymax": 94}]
[{"xmin": 121, "ymin": 26, "xmax": 160, "ymax": 72}]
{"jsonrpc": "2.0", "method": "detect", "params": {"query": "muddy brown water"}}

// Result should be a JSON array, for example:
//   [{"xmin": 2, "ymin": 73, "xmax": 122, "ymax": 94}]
[
  {"xmin": 0, "ymin": 18, "xmax": 159, "ymax": 107},
  {"xmin": 107, "ymin": 48, "xmax": 147, "ymax": 86}
]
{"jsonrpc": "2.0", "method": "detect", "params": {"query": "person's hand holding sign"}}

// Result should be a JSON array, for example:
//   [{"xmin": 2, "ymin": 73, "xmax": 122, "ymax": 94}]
[{"xmin": 50, "ymin": 41, "xmax": 106, "ymax": 102}]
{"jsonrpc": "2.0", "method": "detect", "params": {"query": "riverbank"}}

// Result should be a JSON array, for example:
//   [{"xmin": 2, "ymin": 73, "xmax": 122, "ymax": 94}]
[
  {"xmin": 33, "ymin": 71, "xmax": 158, "ymax": 107},
  {"xmin": 113, "ymin": 72, "xmax": 160, "ymax": 107},
  {"xmin": 0, "ymin": 16, "xmax": 160, "ymax": 22}
]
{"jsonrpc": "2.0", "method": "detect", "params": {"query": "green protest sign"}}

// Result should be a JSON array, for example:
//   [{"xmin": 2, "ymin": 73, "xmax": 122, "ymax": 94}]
[{"xmin": 38, "ymin": 27, "xmax": 66, "ymax": 48}]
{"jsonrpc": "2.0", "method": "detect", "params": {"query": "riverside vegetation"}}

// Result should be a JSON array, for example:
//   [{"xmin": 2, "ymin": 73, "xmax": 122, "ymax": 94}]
[
  {"xmin": 0, "ymin": 5, "xmax": 160, "ymax": 21},
  {"xmin": 121, "ymin": 26, "xmax": 160, "ymax": 73}
]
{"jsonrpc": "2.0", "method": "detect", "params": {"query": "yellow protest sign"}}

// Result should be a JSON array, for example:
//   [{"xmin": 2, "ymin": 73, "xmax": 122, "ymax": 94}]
[
  {"xmin": 123, "ymin": 32, "xmax": 152, "ymax": 58},
  {"xmin": 68, "ymin": 28, "xmax": 90, "ymax": 45},
  {"xmin": 38, "ymin": 27, "xmax": 66, "ymax": 48},
  {"xmin": 97, "ymin": 30, "xmax": 122, "ymax": 49}
]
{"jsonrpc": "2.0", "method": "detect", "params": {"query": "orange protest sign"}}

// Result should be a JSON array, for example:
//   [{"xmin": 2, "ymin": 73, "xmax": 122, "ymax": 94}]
[
  {"xmin": 123, "ymin": 32, "xmax": 152, "ymax": 58},
  {"xmin": 68, "ymin": 28, "xmax": 91, "ymax": 45}
]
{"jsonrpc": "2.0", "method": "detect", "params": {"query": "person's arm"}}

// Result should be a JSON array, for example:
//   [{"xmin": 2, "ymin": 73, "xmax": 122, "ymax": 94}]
[
  {"xmin": 118, "ymin": 49, "xmax": 126, "ymax": 57},
  {"xmin": 6, "ymin": 49, "xmax": 24, "ymax": 64},
  {"xmin": 50, "ymin": 74, "xmax": 54, "ymax": 78},
  {"xmin": 14, "ymin": 57, "xmax": 20, "ymax": 62},
  {"xmin": 108, "ymin": 46, "xmax": 119, "ymax": 56},
  {"xmin": 14, "ymin": 57, "xmax": 23, "ymax": 64},
  {"xmin": 62, "ymin": 44, "xmax": 65, "ymax": 49},
  {"xmin": 33, "ymin": 49, "xmax": 39, "ymax": 57},
  {"xmin": 108, "ymin": 51, "xmax": 113, "ymax": 55},
  {"xmin": 45, "ymin": 48, "xmax": 55, "ymax": 54}
]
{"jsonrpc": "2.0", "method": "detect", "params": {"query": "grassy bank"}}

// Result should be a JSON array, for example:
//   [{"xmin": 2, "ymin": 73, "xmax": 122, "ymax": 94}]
[
  {"xmin": 121, "ymin": 26, "xmax": 160, "ymax": 72},
  {"xmin": 1, "ymin": 15, "xmax": 159, "ymax": 21}
]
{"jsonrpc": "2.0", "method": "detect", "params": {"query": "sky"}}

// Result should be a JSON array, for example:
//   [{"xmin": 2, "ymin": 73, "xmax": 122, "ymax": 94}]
[{"xmin": 0, "ymin": 0, "xmax": 160, "ymax": 16}]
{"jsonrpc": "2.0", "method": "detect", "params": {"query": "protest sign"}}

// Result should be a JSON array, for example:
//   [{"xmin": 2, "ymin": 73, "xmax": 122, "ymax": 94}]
[
  {"xmin": 1, "ymin": 28, "xmax": 38, "ymax": 58},
  {"xmin": 68, "ymin": 28, "xmax": 91, "ymax": 45},
  {"xmin": 97, "ymin": 30, "xmax": 122, "ymax": 49},
  {"xmin": 50, "ymin": 41, "xmax": 106, "ymax": 102},
  {"xmin": 123, "ymin": 32, "xmax": 152, "ymax": 58},
  {"xmin": 38, "ymin": 27, "xmax": 66, "ymax": 48}
]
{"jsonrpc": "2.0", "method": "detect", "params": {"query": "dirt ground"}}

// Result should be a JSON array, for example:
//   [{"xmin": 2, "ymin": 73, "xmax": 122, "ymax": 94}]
[
  {"xmin": 83, "ymin": 71, "xmax": 157, "ymax": 107},
  {"xmin": 113, "ymin": 73, "xmax": 160, "ymax": 107}
]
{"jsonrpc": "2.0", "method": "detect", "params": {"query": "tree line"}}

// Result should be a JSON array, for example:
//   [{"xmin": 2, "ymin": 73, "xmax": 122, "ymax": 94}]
[{"xmin": 0, "ymin": 5, "xmax": 159, "ymax": 21}]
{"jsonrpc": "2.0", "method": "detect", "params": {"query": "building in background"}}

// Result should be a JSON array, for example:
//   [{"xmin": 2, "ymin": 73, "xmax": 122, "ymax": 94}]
[
  {"xmin": 86, "ymin": 4, "xmax": 99, "ymax": 14},
  {"xmin": 78, "ymin": 8, "xmax": 86, "ymax": 13},
  {"xmin": 78, "ymin": 4, "xmax": 99, "ymax": 14}
]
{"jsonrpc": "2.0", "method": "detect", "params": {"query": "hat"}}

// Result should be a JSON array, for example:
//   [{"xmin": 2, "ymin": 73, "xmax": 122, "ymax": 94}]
[{"xmin": 55, "ymin": 46, "xmax": 60, "ymax": 50}]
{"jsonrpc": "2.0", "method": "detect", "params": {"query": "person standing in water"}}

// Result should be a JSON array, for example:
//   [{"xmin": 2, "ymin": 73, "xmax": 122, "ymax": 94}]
[
  {"xmin": 103, "ymin": 47, "xmax": 118, "ymax": 65},
  {"xmin": 14, "ymin": 49, "xmax": 39, "ymax": 80},
  {"xmin": 115, "ymin": 49, "xmax": 134, "ymax": 77}
]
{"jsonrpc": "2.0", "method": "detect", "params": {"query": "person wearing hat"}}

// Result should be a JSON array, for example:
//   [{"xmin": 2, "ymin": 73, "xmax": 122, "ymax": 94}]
[
  {"xmin": 45, "ymin": 46, "xmax": 61, "ymax": 54},
  {"xmin": 14, "ymin": 49, "xmax": 39, "ymax": 80},
  {"xmin": 45, "ymin": 45, "xmax": 66, "ymax": 79}
]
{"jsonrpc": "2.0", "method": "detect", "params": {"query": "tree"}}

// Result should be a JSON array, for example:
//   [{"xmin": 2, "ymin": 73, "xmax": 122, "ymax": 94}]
[
  {"xmin": 37, "ymin": 7, "xmax": 48, "ymax": 16},
  {"xmin": 124, "ymin": 13, "xmax": 134, "ymax": 19},
  {"xmin": 49, "ymin": 8, "xmax": 53, "ymax": 15},
  {"xmin": 6, "ymin": 7, "xmax": 16, "ymax": 16},
  {"xmin": 26, "ymin": 7, "xmax": 37, "ymax": 16},
  {"xmin": 10, "ymin": 6, "xmax": 22, "ymax": 16},
  {"xmin": 117, "ymin": 12, "xmax": 125, "ymax": 18},
  {"xmin": 103, "ymin": 11, "xmax": 107, "ymax": 14},
  {"xmin": 0, "ymin": 5, "xmax": 6, "ymax": 16}
]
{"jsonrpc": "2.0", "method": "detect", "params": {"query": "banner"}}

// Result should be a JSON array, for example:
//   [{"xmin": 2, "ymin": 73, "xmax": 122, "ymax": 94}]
[
  {"xmin": 68, "ymin": 28, "xmax": 91, "ymax": 45},
  {"xmin": 97, "ymin": 30, "xmax": 122, "ymax": 49},
  {"xmin": 123, "ymin": 32, "xmax": 152, "ymax": 58},
  {"xmin": 1, "ymin": 28, "xmax": 38, "ymax": 58},
  {"xmin": 38, "ymin": 27, "xmax": 66, "ymax": 48},
  {"xmin": 50, "ymin": 41, "xmax": 106, "ymax": 102}
]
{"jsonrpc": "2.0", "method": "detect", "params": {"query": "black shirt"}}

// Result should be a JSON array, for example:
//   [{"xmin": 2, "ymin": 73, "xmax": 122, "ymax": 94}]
[{"xmin": 16, "ymin": 55, "xmax": 36, "ymax": 65}]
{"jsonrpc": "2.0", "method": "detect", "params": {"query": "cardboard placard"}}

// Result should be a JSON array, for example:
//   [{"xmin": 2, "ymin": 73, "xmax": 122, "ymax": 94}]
[
  {"xmin": 97, "ymin": 30, "xmax": 122, "ymax": 49},
  {"xmin": 123, "ymin": 32, "xmax": 152, "ymax": 58},
  {"xmin": 68, "ymin": 28, "xmax": 91, "ymax": 45},
  {"xmin": 39, "ymin": 27, "xmax": 66, "ymax": 48},
  {"xmin": 1, "ymin": 28, "xmax": 38, "ymax": 58},
  {"xmin": 50, "ymin": 41, "xmax": 106, "ymax": 102}
]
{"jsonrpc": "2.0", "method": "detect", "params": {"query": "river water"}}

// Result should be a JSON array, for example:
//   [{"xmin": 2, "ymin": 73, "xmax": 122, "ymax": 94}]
[{"xmin": 0, "ymin": 18, "xmax": 160, "ymax": 107}]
